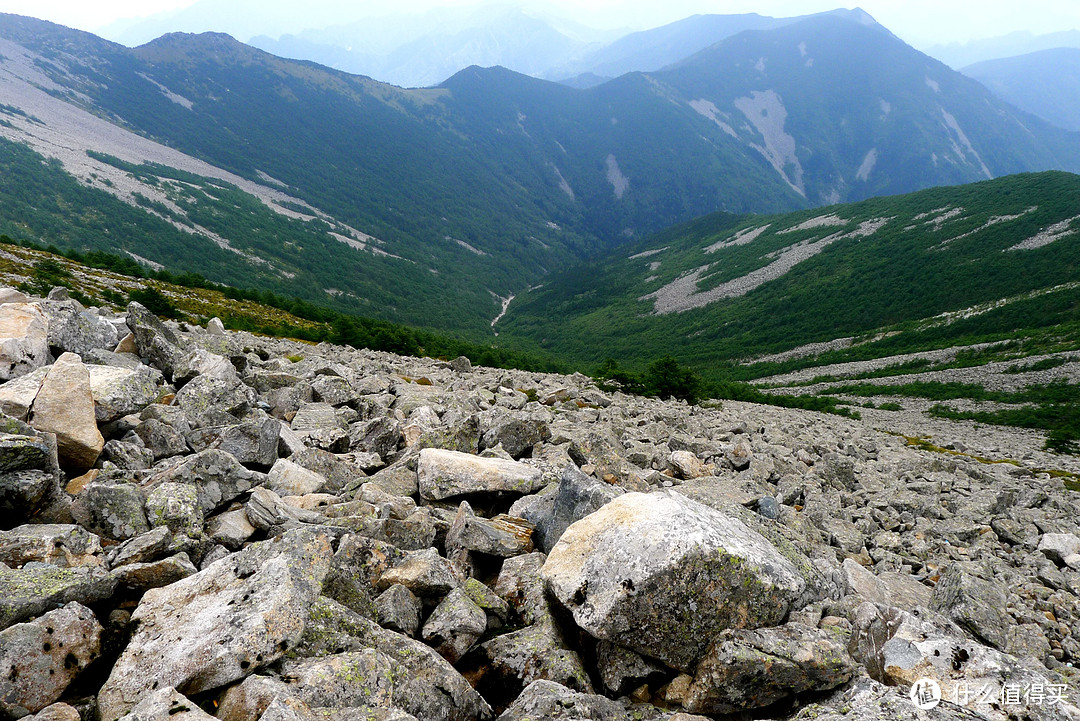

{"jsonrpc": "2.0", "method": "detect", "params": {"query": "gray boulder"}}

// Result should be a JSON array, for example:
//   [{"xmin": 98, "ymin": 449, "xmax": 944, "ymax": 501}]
[
  {"xmin": 145, "ymin": 450, "xmax": 265, "ymax": 516},
  {"xmin": 0, "ymin": 524, "xmax": 104, "ymax": 568},
  {"xmin": 542, "ymin": 490, "xmax": 812, "ymax": 672},
  {"xmin": 929, "ymin": 564, "xmax": 1010, "ymax": 650},
  {"xmin": 42, "ymin": 300, "xmax": 120, "ymax": 357},
  {"xmin": 510, "ymin": 464, "xmax": 622, "ymax": 553},
  {"xmin": 0, "ymin": 303, "xmax": 50, "ymax": 381},
  {"xmin": 29, "ymin": 353, "xmax": 104, "ymax": 473},
  {"xmin": 97, "ymin": 529, "xmax": 333, "ymax": 720},
  {"xmin": 421, "ymin": 587, "xmax": 487, "ymax": 664},
  {"xmin": 187, "ymin": 419, "xmax": 279, "ymax": 468},
  {"xmin": 86, "ymin": 365, "xmax": 163, "ymax": 422},
  {"xmin": 71, "ymin": 482, "xmax": 150, "ymax": 541},
  {"xmin": 115, "ymin": 687, "xmax": 217, "ymax": 721},
  {"xmin": 0, "ymin": 602, "xmax": 103, "ymax": 718},
  {"xmin": 0, "ymin": 564, "xmax": 117, "ymax": 629},
  {"xmin": 417, "ymin": 449, "xmax": 544, "ymax": 501},
  {"xmin": 374, "ymin": 584, "xmax": 422, "ymax": 637}
]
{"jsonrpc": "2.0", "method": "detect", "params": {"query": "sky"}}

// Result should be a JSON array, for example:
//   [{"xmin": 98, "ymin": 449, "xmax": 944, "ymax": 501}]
[{"xmin": 1, "ymin": 0, "xmax": 1078, "ymax": 48}]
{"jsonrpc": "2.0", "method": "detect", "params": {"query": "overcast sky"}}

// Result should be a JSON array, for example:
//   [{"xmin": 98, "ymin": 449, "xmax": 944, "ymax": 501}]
[{"xmin": 2, "ymin": 0, "xmax": 1078, "ymax": 47}]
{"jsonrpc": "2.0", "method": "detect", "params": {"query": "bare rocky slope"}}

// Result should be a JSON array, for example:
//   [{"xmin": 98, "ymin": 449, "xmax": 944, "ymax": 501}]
[{"xmin": 1, "ymin": 286, "xmax": 1080, "ymax": 721}]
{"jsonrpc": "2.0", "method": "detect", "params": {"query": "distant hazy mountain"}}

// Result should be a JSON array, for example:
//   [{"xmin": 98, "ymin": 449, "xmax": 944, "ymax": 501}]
[
  {"xmin": 251, "ymin": 7, "xmax": 598, "ymax": 88},
  {"xmin": 963, "ymin": 48, "xmax": 1080, "ymax": 132},
  {"xmin": 924, "ymin": 29, "xmax": 1080, "ymax": 68}
]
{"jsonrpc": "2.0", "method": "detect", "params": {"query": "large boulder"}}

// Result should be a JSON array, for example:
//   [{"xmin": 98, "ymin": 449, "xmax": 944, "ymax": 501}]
[
  {"xmin": 417, "ymin": 449, "xmax": 544, "ymax": 501},
  {"xmin": 41, "ymin": 300, "xmax": 120, "ymax": 357},
  {"xmin": 0, "ymin": 602, "xmax": 103, "ymax": 718},
  {"xmin": 542, "ymin": 490, "xmax": 812, "ymax": 671},
  {"xmin": 97, "ymin": 529, "xmax": 333, "ymax": 720},
  {"xmin": 0, "ymin": 303, "xmax": 49, "ymax": 382},
  {"xmin": 144, "ymin": 450, "xmax": 265, "ymax": 516},
  {"xmin": 87, "ymin": 365, "xmax": 164, "ymax": 422},
  {"xmin": 124, "ymin": 302, "xmax": 185, "ymax": 382},
  {"xmin": 0, "ymin": 565, "xmax": 117, "ymax": 630},
  {"xmin": 0, "ymin": 524, "xmax": 104, "ymax": 568},
  {"xmin": 28, "ymin": 353, "xmax": 104, "ymax": 473},
  {"xmin": 510, "ymin": 465, "xmax": 622, "ymax": 553}
]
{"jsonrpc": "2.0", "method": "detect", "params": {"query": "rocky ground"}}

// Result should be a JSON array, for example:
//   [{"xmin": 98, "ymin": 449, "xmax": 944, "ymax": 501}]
[{"xmin": 1, "ymin": 286, "xmax": 1080, "ymax": 721}]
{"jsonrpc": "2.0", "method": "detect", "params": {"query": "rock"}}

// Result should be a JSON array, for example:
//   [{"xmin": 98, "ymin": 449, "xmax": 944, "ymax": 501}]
[
  {"xmin": 125, "ymin": 302, "xmax": 186, "ymax": 382},
  {"xmin": 841, "ymin": 559, "xmax": 930, "ymax": 612},
  {"xmin": 479, "ymin": 616, "xmax": 594, "ymax": 695},
  {"xmin": 684, "ymin": 624, "xmax": 855, "ymax": 714},
  {"xmin": 206, "ymin": 317, "xmax": 226, "ymax": 335},
  {"xmin": 23, "ymin": 703, "xmax": 82, "ymax": 721},
  {"xmin": 0, "ymin": 288, "xmax": 29, "ymax": 305},
  {"xmin": 595, "ymin": 641, "xmax": 667, "ymax": 697},
  {"xmin": 114, "ymin": 687, "xmax": 218, "ymax": 721},
  {"xmin": 265, "ymin": 458, "xmax": 330, "ymax": 496},
  {"xmin": 418, "ymin": 448, "xmax": 544, "ymax": 501},
  {"xmin": 0, "ymin": 524, "xmax": 104, "ymax": 568},
  {"xmin": 494, "ymin": 552, "xmax": 548, "ymax": 626},
  {"xmin": 0, "ymin": 602, "xmax": 103, "ymax": 718},
  {"xmin": 378, "ymin": 547, "xmax": 463, "ymax": 597},
  {"xmin": 86, "ymin": 365, "xmax": 163, "ymax": 423},
  {"xmin": 101, "ymin": 439, "xmax": 155, "ymax": 470},
  {"xmin": 791, "ymin": 675, "xmax": 980, "ymax": 721},
  {"xmin": 28, "ymin": 353, "xmax": 104, "ymax": 472},
  {"xmin": 145, "ymin": 449, "xmax": 265, "ymax": 516},
  {"xmin": 97, "ymin": 529, "xmax": 333, "ymax": 720},
  {"xmin": 350, "ymin": 417, "xmax": 402, "ymax": 459},
  {"xmin": 207, "ymin": 509, "xmax": 257, "ymax": 550},
  {"xmin": 446, "ymin": 501, "xmax": 534, "ymax": 558},
  {"xmin": 495, "ymin": 680, "xmax": 628, "ymax": 721},
  {"xmin": 1038, "ymin": 533, "xmax": 1080, "ymax": 565},
  {"xmin": 0, "ymin": 368, "xmax": 47, "ymax": 420},
  {"xmin": 111, "ymin": 553, "xmax": 198, "ymax": 592},
  {"xmin": 0, "ymin": 303, "xmax": 49, "ymax": 381},
  {"xmin": 108, "ymin": 526, "xmax": 172, "ymax": 568},
  {"xmin": 277, "ymin": 650, "xmax": 396, "ymax": 709},
  {"xmin": 0, "ymin": 564, "xmax": 117, "ymax": 630},
  {"xmin": 133, "ymin": 419, "xmax": 189, "ymax": 460},
  {"xmin": 480, "ymin": 415, "xmax": 551, "ymax": 459},
  {"xmin": 461, "ymin": 578, "xmax": 510, "ymax": 629},
  {"xmin": 287, "ymin": 448, "xmax": 361, "ymax": 495},
  {"xmin": 187, "ymin": 419, "xmax": 279, "ymax": 468},
  {"xmin": 295, "ymin": 596, "xmax": 493, "ymax": 721},
  {"xmin": 542, "ymin": 489, "xmax": 812, "ymax": 671},
  {"xmin": 421, "ymin": 587, "xmax": 487, "ymax": 663},
  {"xmin": 929, "ymin": 564, "xmax": 1009, "ymax": 649},
  {"xmin": 374, "ymin": 584, "xmax": 422, "ymax": 637},
  {"xmin": 510, "ymin": 464, "xmax": 622, "ymax": 554},
  {"xmin": 449, "ymin": 356, "xmax": 471, "ymax": 373},
  {"xmin": 756, "ymin": 496, "xmax": 780, "ymax": 519},
  {"xmin": 243, "ymin": 487, "xmax": 326, "ymax": 533},
  {"xmin": 71, "ymin": 482, "xmax": 150, "ymax": 541},
  {"xmin": 42, "ymin": 300, "xmax": 120, "ymax": 357},
  {"xmin": 725, "ymin": 439, "xmax": 753, "ymax": 471},
  {"xmin": 0, "ymin": 470, "xmax": 60, "ymax": 528},
  {"xmin": 144, "ymin": 482, "xmax": 203, "ymax": 536},
  {"xmin": 669, "ymin": 450, "xmax": 709, "ymax": 480},
  {"xmin": 174, "ymin": 375, "xmax": 254, "ymax": 429}
]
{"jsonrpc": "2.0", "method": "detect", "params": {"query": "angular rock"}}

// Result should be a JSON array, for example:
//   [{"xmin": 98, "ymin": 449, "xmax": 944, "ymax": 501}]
[
  {"xmin": 125, "ymin": 302, "xmax": 186, "ymax": 382},
  {"xmin": 0, "ymin": 368, "xmax": 47, "ymax": 421},
  {"xmin": 108, "ymin": 526, "xmax": 172, "ymax": 568},
  {"xmin": 174, "ymin": 375, "xmax": 254, "ymax": 429},
  {"xmin": 669, "ymin": 450, "xmax": 709, "ymax": 480},
  {"xmin": 101, "ymin": 439, "xmax": 155, "ymax": 471},
  {"xmin": 0, "ymin": 564, "xmax": 117, "ymax": 630},
  {"xmin": 115, "ymin": 687, "xmax": 218, "ymax": 721},
  {"xmin": 417, "ymin": 448, "xmax": 544, "ymax": 501},
  {"xmin": 480, "ymin": 415, "xmax": 551, "ymax": 459},
  {"xmin": 133, "ymin": 418, "xmax": 189, "ymax": 460},
  {"xmin": 929, "ymin": 564, "xmax": 1009, "ymax": 649},
  {"xmin": 0, "ymin": 602, "xmax": 103, "ymax": 718},
  {"xmin": 480, "ymin": 616, "xmax": 593, "ymax": 695},
  {"xmin": 494, "ymin": 552, "xmax": 549, "ymax": 626},
  {"xmin": 144, "ymin": 482, "xmax": 203, "ymax": 536},
  {"xmin": 446, "ymin": 501, "xmax": 534, "ymax": 558},
  {"xmin": 97, "ymin": 529, "xmax": 333, "ymax": 720},
  {"xmin": 374, "ymin": 584, "xmax": 422, "ymax": 637},
  {"xmin": 595, "ymin": 641, "xmax": 667, "ymax": 697},
  {"xmin": 86, "ymin": 364, "xmax": 163, "ymax": 423},
  {"xmin": 207, "ymin": 509, "xmax": 257, "ymax": 551},
  {"xmin": 1037, "ymin": 533, "xmax": 1080, "ymax": 565},
  {"xmin": 510, "ymin": 464, "xmax": 622, "ymax": 554},
  {"xmin": 0, "ymin": 524, "xmax": 104, "ymax": 568},
  {"xmin": 496, "ymin": 680, "xmax": 629, "ymax": 721},
  {"xmin": 29, "ymin": 353, "xmax": 104, "ymax": 473},
  {"xmin": 378, "ymin": 547, "xmax": 463, "ymax": 597},
  {"xmin": 278, "ymin": 650, "xmax": 396, "ymax": 708},
  {"xmin": 187, "ymin": 419, "xmax": 279, "ymax": 468},
  {"xmin": 265, "ymin": 458, "xmax": 330, "ymax": 496},
  {"xmin": 42, "ymin": 300, "xmax": 120, "ymax": 358},
  {"xmin": 295, "ymin": 596, "xmax": 493, "ymax": 721},
  {"xmin": 421, "ymin": 587, "xmax": 487, "ymax": 664},
  {"xmin": 542, "ymin": 490, "xmax": 811, "ymax": 671},
  {"xmin": 685, "ymin": 624, "xmax": 855, "ymax": 714},
  {"xmin": 145, "ymin": 449, "xmax": 265, "ymax": 516},
  {"xmin": 71, "ymin": 482, "xmax": 150, "ymax": 541},
  {"xmin": 0, "ymin": 303, "xmax": 49, "ymax": 381},
  {"xmin": 111, "ymin": 553, "xmax": 198, "ymax": 592}
]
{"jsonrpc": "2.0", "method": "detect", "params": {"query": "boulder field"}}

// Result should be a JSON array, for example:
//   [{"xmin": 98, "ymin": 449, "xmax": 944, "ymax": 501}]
[{"xmin": 0, "ymin": 288, "xmax": 1078, "ymax": 721}]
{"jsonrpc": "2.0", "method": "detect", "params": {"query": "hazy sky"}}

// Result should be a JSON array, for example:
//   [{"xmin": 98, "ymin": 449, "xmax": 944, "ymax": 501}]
[{"xmin": 2, "ymin": 0, "xmax": 1079, "ymax": 47}]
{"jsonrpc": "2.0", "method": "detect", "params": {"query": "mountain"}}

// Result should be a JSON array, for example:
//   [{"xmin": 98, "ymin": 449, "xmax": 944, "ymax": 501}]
[
  {"xmin": 497, "ymin": 171, "xmax": 1080, "ymax": 379},
  {"xmin": 251, "ymin": 7, "xmax": 595, "ymax": 88},
  {"xmin": 1, "ymin": 11, "xmax": 1079, "ymax": 341},
  {"xmin": 924, "ymin": 29, "xmax": 1080, "ymax": 69},
  {"xmin": 547, "ymin": 12, "xmax": 803, "ymax": 85},
  {"xmin": 962, "ymin": 48, "xmax": 1080, "ymax": 132}
]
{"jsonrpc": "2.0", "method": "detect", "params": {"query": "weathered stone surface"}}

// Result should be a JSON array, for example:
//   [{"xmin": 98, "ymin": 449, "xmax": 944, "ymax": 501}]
[
  {"xmin": 71, "ymin": 482, "xmax": 150, "ymax": 541},
  {"xmin": 542, "ymin": 490, "xmax": 811, "ymax": 671},
  {"xmin": 145, "ymin": 449, "xmax": 265, "ymax": 516},
  {"xmin": 595, "ymin": 641, "xmax": 667, "ymax": 697},
  {"xmin": 0, "ymin": 524, "xmax": 104, "ymax": 568},
  {"xmin": 0, "ymin": 602, "xmax": 102, "ymax": 718},
  {"xmin": 495, "ymin": 680, "xmax": 629, "ymax": 721},
  {"xmin": 295, "ymin": 596, "xmax": 493, "ymax": 721},
  {"xmin": 494, "ymin": 553, "xmax": 549, "ymax": 626},
  {"xmin": 23, "ymin": 702, "xmax": 83, "ymax": 721},
  {"xmin": 97, "ymin": 529, "xmax": 333, "ymax": 720},
  {"xmin": 378, "ymin": 547, "xmax": 463, "ymax": 597},
  {"xmin": 278, "ymin": 650, "xmax": 396, "ymax": 709},
  {"xmin": 114, "ymin": 687, "xmax": 217, "ymax": 721},
  {"xmin": 187, "ymin": 419, "xmax": 279, "ymax": 468},
  {"xmin": 929, "ymin": 564, "xmax": 1009, "ymax": 650},
  {"xmin": 108, "ymin": 526, "xmax": 172, "ymax": 568},
  {"xmin": 0, "ymin": 368, "xmax": 47, "ymax": 421},
  {"xmin": 374, "ymin": 584, "xmax": 422, "ymax": 637},
  {"xmin": 0, "ymin": 469, "xmax": 59, "ymax": 529},
  {"xmin": 0, "ymin": 303, "xmax": 49, "ymax": 382},
  {"xmin": 841, "ymin": 559, "xmax": 931, "ymax": 612},
  {"xmin": 421, "ymin": 587, "xmax": 487, "ymax": 664},
  {"xmin": 510, "ymin": 464, "xmax": 622, "ymax": 554},
  {"xmin": 266, "ymin": 458, "xmax": 330, "ymax": 496},
  {"xmin": 446, "ymin": 501, "xmax": 534, "ymax": 558},
  {"xmin": 125, "ymin": 302, "xmax": 186, "ymax": 383},
  {"xmin": 685, "ymin": 624, "xmax": 855, "ymax": 714},
  {"xmin": 480, "ymin": 616, "xmax": 594, "ymax": 695},
  {"xmin": 0, "ymin": 565, "xmax": 117, "ymax": 630},
  {"xmin": 42, "ymin": 300, "xmax": 120, "ymax": 358},
  {"xmin": 417, "ymin": 448, "xmax": 544, "ymax": 501},
  {"xmin": 29, "ymin": 353, "xmax": 104, "ymax": 472},
  {"xmin": 86, "ymin": 364, "xmax": 163, "ymax": 422},
  {"xmin": 101, "ymin": 439, "xmax": 156, "ymax": 470},
  {"xmin": 110, "ymin": 553, "xmax": 197, "ymax": 592},
  {"xmin": 669, "ymin": 450, "xmax": 710, "ymax": 480},
  {"xmin": 174, "ymin": 375, "xmax": 254, "ymax": 429},
  {"xmin": 207, "ymin": 509, "xmax": 257, "ymax": 550},
  {"xmin": 480, "ymin": 414, "xmax": 551, "ymax": 459},
  {"xmin": 133, "ymin": 419, "xmax": 189, "ymax": 460},
  {"xmin": 144, "ymin": 482, "xmax": 202, "ymax": 536},
  {"xmin": 1038, "ymin": 533, "xmax": 1080, "ymax": 565}
]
